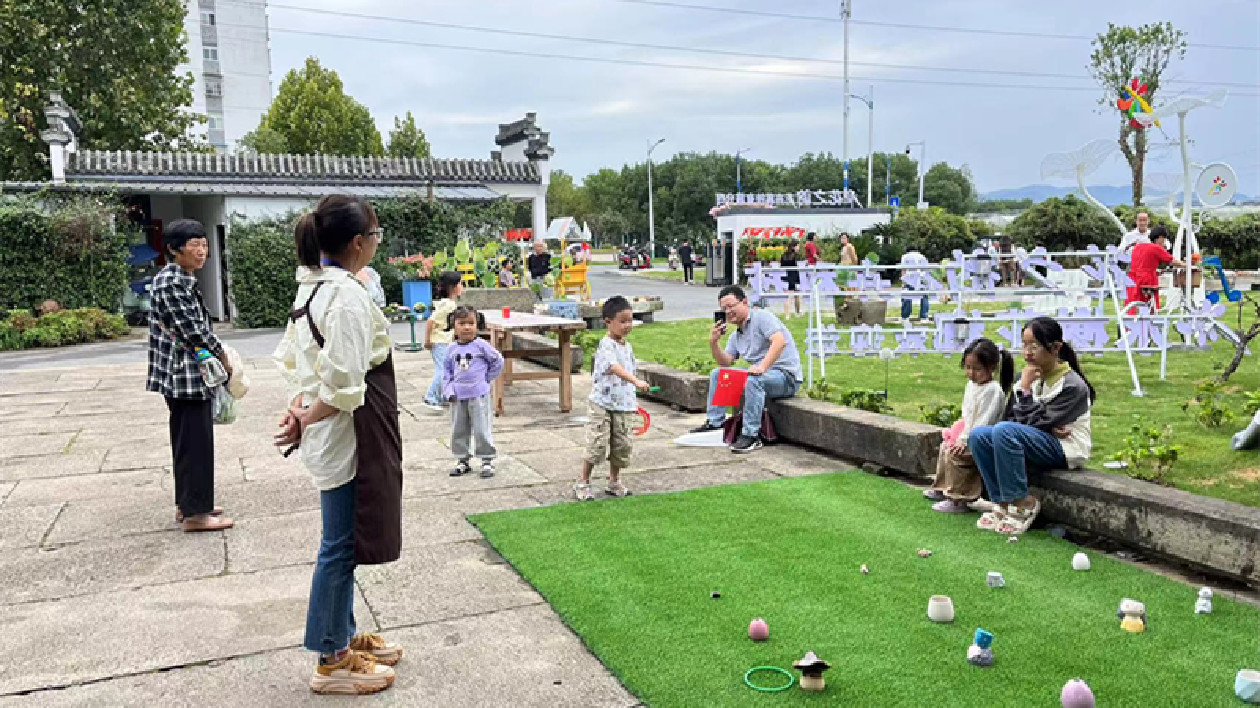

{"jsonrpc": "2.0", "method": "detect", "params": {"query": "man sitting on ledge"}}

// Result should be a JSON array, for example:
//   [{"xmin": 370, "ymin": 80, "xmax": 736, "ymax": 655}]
[{"xmin": 691, "ymin": 285, "xmax": 802, "ymax": 453}]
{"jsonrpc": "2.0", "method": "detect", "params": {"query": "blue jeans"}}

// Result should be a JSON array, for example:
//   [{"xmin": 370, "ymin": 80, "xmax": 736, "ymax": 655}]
[
  {"xmin": 968, "ymin": 422, "xmax": 1067, "ymax": 504},
  {"xmin": 424, "ymin": 343, "xmax": 448, "ymax": 405},
  {"xmin": 705, "ymin": 367, "xmax": 799, "ymax": 437},
  {"xmin": 304, "ymin": 478, "xmax": 357, "ymax": 655},
  {"xmin": 901, "ymin": 287, "xmax": 929, "ymax": 319}
]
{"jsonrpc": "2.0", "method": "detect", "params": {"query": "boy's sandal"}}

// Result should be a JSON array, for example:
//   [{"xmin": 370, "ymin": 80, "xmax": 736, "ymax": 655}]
[
  {"xmin": 995, "ymin": 499, "xmax": 1040, "ymax": 535},
  {"xmin": 573, "ymin": 483, "xmax": 594, "ymax": 501},
  {"xmin": 606, "ymin": 482, "xmax": 632, "ymax": 498}
]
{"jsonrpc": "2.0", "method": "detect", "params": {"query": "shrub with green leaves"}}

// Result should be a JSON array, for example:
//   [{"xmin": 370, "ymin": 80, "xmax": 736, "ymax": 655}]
[
  {"xmin": 1109, "ymin": 421, "xmax": 1182, "ymax": 484},
  {"xmin": 838, "ymin": 388, "xmax": 892, "ymax": 414},
  {"xmin": 1182, "ymin": 380, "xmax": 1236, "ymax": 428},
  {"xmin": 0, "ymin": 307, "xmax": 128, "ymax": 352},
  {"xmin": 920, "ymin": 402, "xmax": 962, "ymax": 427},
  {"xmin": 0, "ymin": 195, "xmax": 132, "ymax": 312}
]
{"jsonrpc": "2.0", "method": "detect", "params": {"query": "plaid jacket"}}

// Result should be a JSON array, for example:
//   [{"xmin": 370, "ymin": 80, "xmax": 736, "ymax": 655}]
[{"xmin": 146, "ymin": 264, "xmax": 223, "ymax": 400}]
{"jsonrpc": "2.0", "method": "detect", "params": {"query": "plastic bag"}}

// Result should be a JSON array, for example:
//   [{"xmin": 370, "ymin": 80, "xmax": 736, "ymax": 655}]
[
  {"xmin": 212, "ymin": 385, "xmax": 238, "ymax": 425},
  {"xmin": 223, "ymin": 345, "xmax": 250, "ymax": 399}
]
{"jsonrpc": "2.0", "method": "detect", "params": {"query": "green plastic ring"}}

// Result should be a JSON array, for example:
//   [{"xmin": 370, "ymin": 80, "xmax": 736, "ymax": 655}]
[{"xmin": 744, "ymin": 666, "xmax": 794, "ymax": 692}]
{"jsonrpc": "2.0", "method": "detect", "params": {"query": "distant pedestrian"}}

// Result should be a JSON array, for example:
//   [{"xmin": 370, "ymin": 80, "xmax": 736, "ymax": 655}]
[
  {"xmin": 803, "ymin": 232, "xmax": 819, "ymax": 266},
  {"xmin": 780, "ymin": 241, "xmax": 801, "ymax": 316},
  {"xmin": 146, "ymin": 218, "xmax": 234, "ymax": 533},
  {"xmin": 1124, "ymin": 225, "xmax": 1182, "ymax": 313},
  {"xmin": 839, "ymin": 233, "xmax": 858, "ymax": 266},
  {"xmin": 423, "ymin": 272, "xmax": 464, "ymax": 412},
  {"xmin": 527, "ymin": 240, "xmax": 552, "ymax": 299},
  {"xmin": 678, "ymin": 240, "xmax": 695, "ymax": 283},
  {"xmin": 1119, "ymin": 209, "xmax": 1152, "ymax": 256},
  {"xmin": 899, "ymin": 249, "xmax": 930, "ymax": 320}
]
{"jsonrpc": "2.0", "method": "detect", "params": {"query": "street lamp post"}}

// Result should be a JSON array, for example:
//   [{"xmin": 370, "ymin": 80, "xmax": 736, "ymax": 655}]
[
  {"xmin": 735, "ymin": 147, "xmax": 753, "ymax": 194},
  {"xmin": 848, "ymin": 87, "xmax": 873, "ymax": 207},
  {"xmin": 906, "ymin": 140, "xmax": 926, "ymax": 208},
  {"xmin": 647, "ymin": 137, "xmax": 665, "ymax": 262},
  {"xmin": 840, "ymin": 0, "xmax": 852, "ymax": 192}
]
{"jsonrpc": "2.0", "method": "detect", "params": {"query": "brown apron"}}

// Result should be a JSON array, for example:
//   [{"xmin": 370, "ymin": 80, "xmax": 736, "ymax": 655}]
[{"xmin": 291, "ymin": 282, "xmax": 403, "ymax": 565}]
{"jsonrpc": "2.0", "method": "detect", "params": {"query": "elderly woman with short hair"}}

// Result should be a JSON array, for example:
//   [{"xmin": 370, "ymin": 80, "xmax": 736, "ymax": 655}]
[{"xmin": 145, "ymin": 219, "xmax": 234, "ymax": 532}]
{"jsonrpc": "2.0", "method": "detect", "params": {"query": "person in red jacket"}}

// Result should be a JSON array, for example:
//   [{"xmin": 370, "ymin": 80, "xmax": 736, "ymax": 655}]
[{"xmin": 1124, "ymin": 225, "xmax": 1183, "ymax": 313}]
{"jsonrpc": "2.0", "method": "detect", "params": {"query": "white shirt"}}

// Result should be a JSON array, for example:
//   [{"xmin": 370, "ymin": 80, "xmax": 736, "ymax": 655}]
[
  {"xmin": 959, "ymin": 380, "xmax": 1007, "ymax": 446},
  {"xmin": 1119, "ymin": 229, "xmax": 1150, "ymax": 255},
  {"xmin": 273, "ymin": 266, "xmax": 392, "ymax": 491},
  {"xmin": 590, "ymin": 337, "xmax": 638, "ymax": 412}
]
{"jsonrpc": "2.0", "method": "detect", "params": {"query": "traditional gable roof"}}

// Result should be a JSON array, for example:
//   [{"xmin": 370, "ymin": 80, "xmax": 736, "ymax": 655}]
[{"xmin": 65, "ymin": 150, "xmax": 540, "ymax": 185}]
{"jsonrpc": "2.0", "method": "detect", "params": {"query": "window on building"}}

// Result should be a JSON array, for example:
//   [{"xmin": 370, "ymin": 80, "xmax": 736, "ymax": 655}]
[
  {"xmin": 208, "ymin": 115, "xmax": 224, "ymax": 130},
  {"xmin": 203, "ymin": 47, "xmax": 218, "ymax": 61},
  {"xmin": 205, "ymin": 80, "xmax": 223, "ymax": 97},
  {"xmin": 200, "ymin": 10, "xmax": 215, "ymax": 25}
]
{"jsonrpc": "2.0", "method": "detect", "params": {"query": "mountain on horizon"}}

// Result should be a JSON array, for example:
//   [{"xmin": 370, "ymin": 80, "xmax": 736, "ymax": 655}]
[{"xmin": 980, "ymin": 184, "xmax": 1254, "ymax": 207}]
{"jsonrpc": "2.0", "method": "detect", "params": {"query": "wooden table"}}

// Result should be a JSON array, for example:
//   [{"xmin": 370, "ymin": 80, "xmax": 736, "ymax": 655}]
[{"xmin": 479, "ymin": 310, "xmax": 587, "ymax": 416}]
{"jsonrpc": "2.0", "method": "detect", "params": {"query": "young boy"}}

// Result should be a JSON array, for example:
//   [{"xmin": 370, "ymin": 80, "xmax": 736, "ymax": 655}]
[{"xmin": 575, "ymin": 296, "xmax": 650, "ymax": 500}]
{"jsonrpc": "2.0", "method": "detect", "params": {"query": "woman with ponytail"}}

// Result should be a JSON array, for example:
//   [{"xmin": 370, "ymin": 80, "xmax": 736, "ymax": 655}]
[
  {"xmin": 924, "ymin": 338, "xmax": 1014, "ymax": 513},
  {"xmin": 273, "ymin": 195, "xmax": 404, "ymax": 694},
  {"xmin": 968, "ymin": 316, "xmax": 1095, "ymax": 535}
]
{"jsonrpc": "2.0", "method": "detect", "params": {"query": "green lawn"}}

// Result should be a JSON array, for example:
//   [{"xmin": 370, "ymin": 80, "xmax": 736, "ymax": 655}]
[
  {"xmin": 634, "ymin": 269, "xmax": 686, "ymax": 281},
  {"xmin": 473, "ymin": 474, "xmax": 1260, "ymax": 707},
  {"xmin": 625, "ymin": 311, "xmax": 1260, "ymax": 507}
]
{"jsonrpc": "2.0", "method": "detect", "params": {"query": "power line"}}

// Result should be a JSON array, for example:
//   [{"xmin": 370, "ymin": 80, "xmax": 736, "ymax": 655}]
[
  {"xmin": 244, "ymin": 24, "xmax": 1258, "ymax": 95},
  {"xmin": 605, "ymin": 0, "xmax": 1260, "ymax": 52},
  {"xmin": 205, "ymin": 1, "xmax": 1257, "ymax": 90}
]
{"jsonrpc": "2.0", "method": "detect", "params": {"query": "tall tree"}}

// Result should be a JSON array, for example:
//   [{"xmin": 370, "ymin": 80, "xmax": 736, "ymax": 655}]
[
  {"xmin": 0, "ymin": 0, "xmax": 202, "ymax": 180},
  {"xmin": 1088, "ymin": 22, "xmax": 1187, "ymax": 207},
  {"xmin": 259, "ymin": 57, "xmax": 383, "ymax": 156},
  {"xmin": 386, "ymin": 111, "xmax": 430, "ymax": 159},
  {"xmin": 547, "ymin": 169, "xmax": 590, "ymax": 221},
  {"xmin": 923, "ymin": 163, "xmax": 977, "ymax": 215},
  {"xmin": 236, "ymin": 125, "xmax": 289, "ymax": 154}
]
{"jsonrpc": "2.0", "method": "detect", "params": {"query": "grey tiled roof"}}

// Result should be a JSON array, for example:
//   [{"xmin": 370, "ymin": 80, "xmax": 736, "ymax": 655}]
[
  {"xmin": 65, "ymin": 150, "xmax": 541, "ymax": 184},
  {"xmin": 0, "ymin": 180, "xmax": 506, "ymax": 200}
]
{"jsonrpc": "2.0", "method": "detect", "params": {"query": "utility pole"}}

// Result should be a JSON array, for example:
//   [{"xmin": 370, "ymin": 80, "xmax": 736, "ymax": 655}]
[
  {"xmin": 906, "ymin": 140, "xmax": 926, "ymax": 208},
  {"xmin": 647, "ymin": 137, "xmax": 665, "ymax": 261},
  {"xmin": 848, "ymin": 86, "xmax": 873, "ymax": 207},
  {"xmin": 841, "ymin": 0, "xmax": 851, "ymax": 193}
]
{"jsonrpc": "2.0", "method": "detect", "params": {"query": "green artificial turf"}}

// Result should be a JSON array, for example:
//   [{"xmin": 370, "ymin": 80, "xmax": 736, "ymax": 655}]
[
  {"xmin": 624, "ymin": 313, "xmax": 1260, "ymax": 507},
  {"xmin": 472, "ymin": 473, "xmax": 1260, "ymax": 707}
]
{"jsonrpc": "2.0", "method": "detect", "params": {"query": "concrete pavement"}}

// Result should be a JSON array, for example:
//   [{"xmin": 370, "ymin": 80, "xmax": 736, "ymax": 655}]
[{"xmin": 0, "ymin": 349, "xmax": 849, "ymax": 705}]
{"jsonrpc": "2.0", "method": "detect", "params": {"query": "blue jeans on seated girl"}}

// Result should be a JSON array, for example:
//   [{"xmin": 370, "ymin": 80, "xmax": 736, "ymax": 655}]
[
  {"xmin": 968, "ymin": 422, "xmax": 1067, "ymax": 504},
  {"xmin": 424, "ymin": 343, "xmax": 448, "ymax": 406},
  {"xmin": 704, "ymin": 368, "xmax": 798, "ymax": 437},
  {"xmin": 304, "ymin": 478, "xmax": 357, "ymax": 655}
]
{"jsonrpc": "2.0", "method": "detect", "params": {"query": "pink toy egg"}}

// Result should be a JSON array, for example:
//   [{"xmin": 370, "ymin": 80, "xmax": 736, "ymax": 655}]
[
  {"xmin": 749, "ymin": 617, "xmax": 769, "ymax": 642},
  {"xmin": 1061, "ymin": 678, "xmax": 1096, "ymax": 708}
]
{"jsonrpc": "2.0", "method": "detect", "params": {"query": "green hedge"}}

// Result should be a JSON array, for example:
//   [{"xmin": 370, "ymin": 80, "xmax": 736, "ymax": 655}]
[
  {"xmin": 0, "ymin": 196, "xmax": 132, "ymax": 312},
  {"xmin": 227, "ymin": 197, "xmax": 519, "ymax": 328},
  {"xmin": 0, "ymin": 307, "xmax": 129, "ymax": 351}
]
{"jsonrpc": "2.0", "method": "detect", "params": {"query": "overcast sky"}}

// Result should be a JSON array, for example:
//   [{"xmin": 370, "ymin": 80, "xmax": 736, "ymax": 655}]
[{"xmin": 261, "ymin": 0, "xmax": 1260, "ymax": 194}]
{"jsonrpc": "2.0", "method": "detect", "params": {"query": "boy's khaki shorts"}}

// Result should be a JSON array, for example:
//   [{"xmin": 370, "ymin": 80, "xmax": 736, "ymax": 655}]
[{"xmin": 584, "ymin": 401, "xmax": 634, "ymax": 469}]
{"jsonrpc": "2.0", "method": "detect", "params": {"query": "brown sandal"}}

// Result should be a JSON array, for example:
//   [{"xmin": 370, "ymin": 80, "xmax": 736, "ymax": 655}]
[
  {"xmin": 175, "ymin": 506, "xmax": 224, "ymax": 524},
  {"xmin": 181, "ymin": 514, "xmax": 234, "ymax": 532}
]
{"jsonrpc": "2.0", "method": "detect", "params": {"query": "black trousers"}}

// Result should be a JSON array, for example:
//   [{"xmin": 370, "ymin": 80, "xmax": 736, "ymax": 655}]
[
  {"xmin": 166, "ymin": 396, "xmax": 215, "ymax": 517},
  {"xmin": 682, "ymin": 263, "xmax": 694, "ymax": 282}
]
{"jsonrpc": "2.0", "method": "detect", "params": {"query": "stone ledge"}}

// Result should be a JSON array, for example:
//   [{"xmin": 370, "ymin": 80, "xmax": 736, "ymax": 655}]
[
  {"xmin": 641, "ymin": 359, "xmax": 1260, "ymax": 586},
  {"xmin": 509, "ymin": 332, "xmax": 583, "ymax": 374}
]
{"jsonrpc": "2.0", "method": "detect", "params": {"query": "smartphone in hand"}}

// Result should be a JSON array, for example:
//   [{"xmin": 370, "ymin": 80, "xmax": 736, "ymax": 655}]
[{"xmin": 713, "ymin": 311, "xmax": 727, "ymax": 333}]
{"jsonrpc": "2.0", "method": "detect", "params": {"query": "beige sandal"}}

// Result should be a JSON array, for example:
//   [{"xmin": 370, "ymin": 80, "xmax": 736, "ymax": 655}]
[
  {"xmin": 175, "ymin": 506, "xmax": 224, "ymax": 524},
  {"xmin": 181, "ymin": 513, "xmax": 234, "ymax": 532}
]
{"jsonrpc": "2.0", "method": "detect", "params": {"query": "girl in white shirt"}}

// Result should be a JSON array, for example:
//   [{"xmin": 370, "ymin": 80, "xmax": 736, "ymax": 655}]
[
  {"xmin": 272, "ymin": 195, "xmax": 403, "ymax": 695},
  {"xmin": 923, "ymin": 338, "xmax": 1013, "ymax": 513}
]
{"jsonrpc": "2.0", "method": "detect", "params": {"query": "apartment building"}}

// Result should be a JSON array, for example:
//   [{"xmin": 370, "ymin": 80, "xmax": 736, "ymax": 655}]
[{"xmin": 180, "ymin": 0, "xmax": 273, "ymax": 151}]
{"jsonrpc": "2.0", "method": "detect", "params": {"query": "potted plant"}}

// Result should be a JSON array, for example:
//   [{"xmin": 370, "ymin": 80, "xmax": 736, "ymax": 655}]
[{"xmin": 389, "ymin": 253, "xmax": 435, "ymax": 318}]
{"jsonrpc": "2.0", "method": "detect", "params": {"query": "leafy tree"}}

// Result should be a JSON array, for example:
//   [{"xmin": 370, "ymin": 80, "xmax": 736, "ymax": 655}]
[
  {"xmin": 870, "ymin": 207, "xmax": 979, "ymax": 263},
  {"xmin": 1004, "ymin": 195, "xmax": 1119, "ymax": 252},
  {"xmin": 547, "ymin": 169, "xmax": 590, "ymax": 221},
  {"xmin": 386, "ymin": 111, "xmax": 430, "ymax": 159},
  {"xmin": 236, "ymin": 125, "xmax": 289, "ymax": 154},
  {"xmin": 923, "ymin": 163, "xmax": 977, "ymax": 215},
  {"xmin": 0, "ymin": 0, "xmax": 203, "ymax": 180},
  {"xmin": 1088, "ymin": 22, "xmax": 1187, "ymax": 207},
  {"xmin": 258, "ymin": 57, "xmax": 383, "ymax": 156}
]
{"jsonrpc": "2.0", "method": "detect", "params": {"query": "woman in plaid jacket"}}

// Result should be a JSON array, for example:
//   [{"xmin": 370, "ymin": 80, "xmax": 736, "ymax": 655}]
[{"xmin": 145, "ymin": 219, "xmax": 234, "ymax": 532}]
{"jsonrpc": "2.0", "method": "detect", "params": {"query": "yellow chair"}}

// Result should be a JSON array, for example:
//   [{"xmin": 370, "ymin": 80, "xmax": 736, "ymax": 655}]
[
  {"xmin": 457, "ymin": 263, "xmax": 476, "ymax": 287},
  {"xmin": 556, "ymin": 261, "xmax": 591, "ymax": 301}
]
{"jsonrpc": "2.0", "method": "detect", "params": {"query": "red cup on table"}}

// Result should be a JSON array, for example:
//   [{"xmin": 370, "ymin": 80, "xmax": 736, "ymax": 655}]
[{"xmin": 502, "ymin": 306, "xmax": 511, "ymax": 319}]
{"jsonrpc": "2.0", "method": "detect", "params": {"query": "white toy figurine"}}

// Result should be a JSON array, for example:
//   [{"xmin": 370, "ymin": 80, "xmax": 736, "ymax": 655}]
[{"xmin": 1195, "ymin": 587, "xmax": 1213, "ymax": 614}]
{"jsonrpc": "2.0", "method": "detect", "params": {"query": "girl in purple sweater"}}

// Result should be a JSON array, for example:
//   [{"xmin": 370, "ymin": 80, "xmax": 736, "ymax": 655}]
[{"xmin": 442, "ymin": 306, "xmax": 503, "ymax": 478}]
